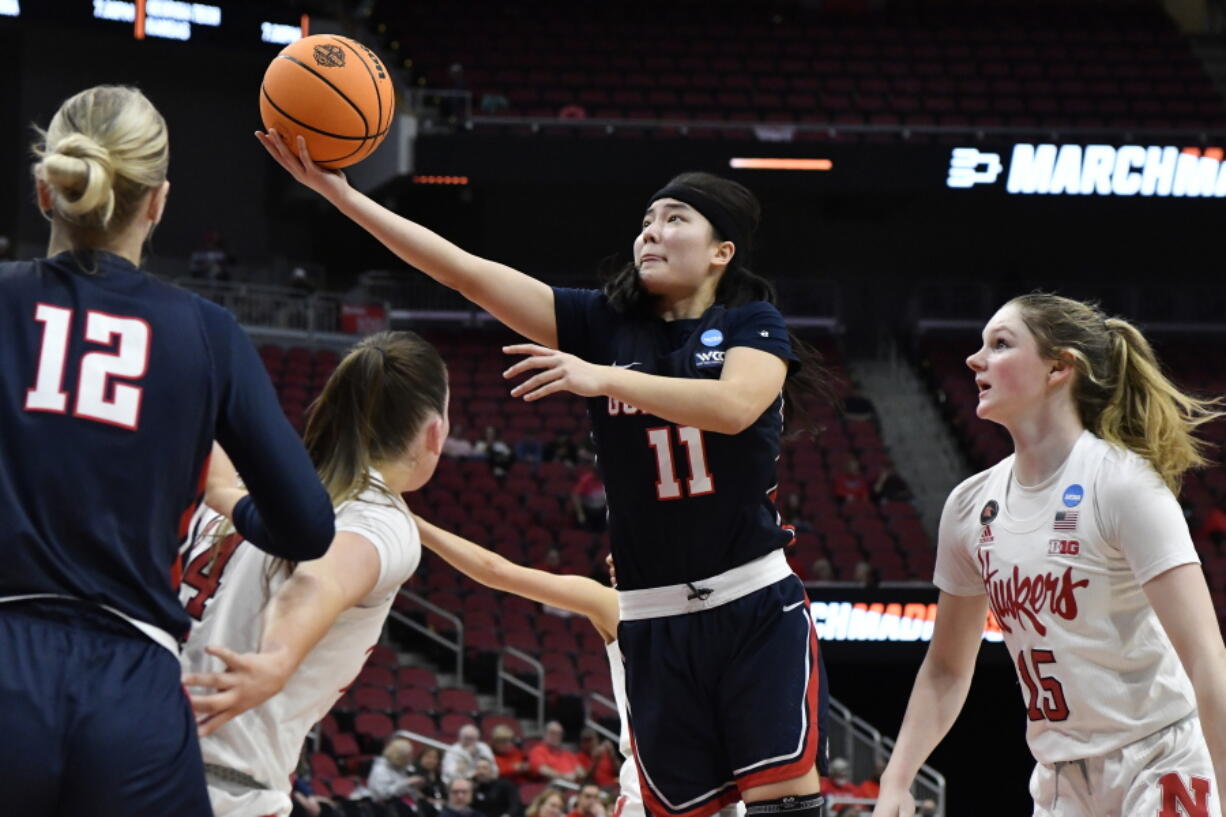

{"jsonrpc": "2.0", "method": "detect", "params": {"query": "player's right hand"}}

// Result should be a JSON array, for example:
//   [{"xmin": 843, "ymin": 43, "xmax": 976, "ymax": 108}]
[
  {"xmin": 255, "ymin": 129, "xmax": 351, "ymax": 204},
  {"xmin": 870, "ymin": 787, "xmax": 916, "ymax": 817}
]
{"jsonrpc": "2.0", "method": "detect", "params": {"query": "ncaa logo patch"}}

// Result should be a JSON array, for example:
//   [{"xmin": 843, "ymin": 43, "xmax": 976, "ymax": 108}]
[
  {"xmin": 1062, "ymin": 484, "xmax": 1084, "ymax": 507},
  {"xmin": 700, "ymin": 329, "xmax": 724, "ymax": 347}
]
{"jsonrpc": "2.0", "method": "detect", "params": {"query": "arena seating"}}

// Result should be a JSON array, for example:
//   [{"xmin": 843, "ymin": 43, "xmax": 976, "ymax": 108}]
[{"xmin": 372, "ymin": 0, "xmax": 1226, "ymax": 140}]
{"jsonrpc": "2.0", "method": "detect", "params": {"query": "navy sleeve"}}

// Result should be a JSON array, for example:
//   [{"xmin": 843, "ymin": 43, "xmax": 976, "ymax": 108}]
[
  {"xmin": 552, "ymin": 287, "xmax": 608, "ymax": 359},
  {"xmin": 725, "ymin": 301, "xmax": 796, "ymax": 364},
  {"xmin": 203, "ymin": 302, "xmax": 334, "ymax": 560}
]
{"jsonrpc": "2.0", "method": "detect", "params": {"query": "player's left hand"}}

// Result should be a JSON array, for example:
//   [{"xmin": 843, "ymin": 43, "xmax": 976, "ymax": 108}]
[
  {"xmin": 503, "ymin": 344, "xmax": 607, "ymax": 400},
  {"xmin": 183, "ymin": 644, "xmax": 294, "ymax": 737}
]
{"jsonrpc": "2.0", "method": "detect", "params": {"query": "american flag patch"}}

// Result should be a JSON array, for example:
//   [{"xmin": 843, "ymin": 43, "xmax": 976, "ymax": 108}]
[{"xmin": 1054, "ymin": 510, "xmax": 1079, "ymax": 531}]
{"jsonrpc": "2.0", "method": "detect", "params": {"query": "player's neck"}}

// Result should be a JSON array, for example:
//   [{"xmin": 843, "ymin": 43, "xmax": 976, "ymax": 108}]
[
  {"xmin": 46, "ymin": 222, "xmax": 148, "ymax": 268},
  {"xmin": 657, "ymin": 288, "xmax": 715, "ymax": 321},
  {"xmin": 1007, "ymin": 410, "xmax": 1084, "ymax": 487}
]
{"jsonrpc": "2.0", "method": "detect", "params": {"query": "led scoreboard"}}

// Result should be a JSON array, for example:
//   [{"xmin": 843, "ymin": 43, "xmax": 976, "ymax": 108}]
[{"xmin": 7, "ymin": 2, "xmax": 307, "ymax": 45}]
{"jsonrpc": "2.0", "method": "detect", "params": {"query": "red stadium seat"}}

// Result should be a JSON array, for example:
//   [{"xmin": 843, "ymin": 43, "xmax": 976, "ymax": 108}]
[
  {"xmin": 396, "ymin": 687, "xmax": 438, "ymax": 713},
  {"xmin": 440, "ymin": 713, "xmax": 477, "ymax": 739},
  {"xmin": 397, "ymin": 712, "xmax": 440, "ymax": 739},
  {"xmin": 353, "ymin": 686, "xmax": 394, "ymax": 713},
  {"xmin": 438, "ymin": 688, "xmax": 480, "ymax": 716},
  {"xmin": 354, "ymin": 712, "xmax": 394, "ymax": 745}
]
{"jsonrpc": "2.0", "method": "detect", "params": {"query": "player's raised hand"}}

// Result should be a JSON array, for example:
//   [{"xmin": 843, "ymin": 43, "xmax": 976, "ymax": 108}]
[
  {"xmin": 183, "ymin": 644, "xmax": 295, "ymax": 737},
  {"xmin": 255, "ymin": 130, "xmax": 351, "ymax": 204},
  {"xmin": 870, "ymin": 786, "xmax": 916, "ymax": 817},
  {"xmin": 504, "ymin": 344, "xmax": 606, "ymax": 401}
]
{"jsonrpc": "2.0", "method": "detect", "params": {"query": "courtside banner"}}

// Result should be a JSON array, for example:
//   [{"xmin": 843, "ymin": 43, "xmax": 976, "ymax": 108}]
[{"xmin": 803, "ymin": 586, "xmax": 1003, "ymax": 644}]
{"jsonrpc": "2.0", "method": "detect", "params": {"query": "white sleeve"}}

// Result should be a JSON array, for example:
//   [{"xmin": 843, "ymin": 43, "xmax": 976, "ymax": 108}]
[
  {"xmin": 1096, "ymin": 455, "xmax": 1199, "ymax": 586},
  {"xmin": 933, "ymin": 478, "xmax": 987, "ymax": 597},
  {"xmin": 335, "ymin": 499, "xmax": 422, "ymax": 606}
]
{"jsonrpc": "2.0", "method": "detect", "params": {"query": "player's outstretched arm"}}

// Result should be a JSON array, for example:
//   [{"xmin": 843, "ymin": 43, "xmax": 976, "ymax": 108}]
[
  {"xmin": 503, "ymin": 344, "xmax": 787, "ymax": 435},
  {"xmin": 256, "ymin": 130, "xmax": 557, "ymax": 347},
  {"xmin": 414, "ymin": 514, "xmax": 619, "ymax": 639},
  {"xmin": 871, "ymin": 591, "xmax": 987, "ymax": 817},
  {"xmin": 1144, "ymin": 563, "xmax": 1226, "ymax": 788},
  {"xmin": 183, "ymin": 530, "xmax": 382, "ymax": 736}
]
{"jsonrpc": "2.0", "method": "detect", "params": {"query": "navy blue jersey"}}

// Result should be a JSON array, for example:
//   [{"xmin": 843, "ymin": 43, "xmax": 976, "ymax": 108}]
[
  {"xmin": 553, "ymin": 288, "xmax": 796, "ymax": 591},
  {"xmin": 0, "ymin": 251, "xmax": 334, "ymax": 642}
]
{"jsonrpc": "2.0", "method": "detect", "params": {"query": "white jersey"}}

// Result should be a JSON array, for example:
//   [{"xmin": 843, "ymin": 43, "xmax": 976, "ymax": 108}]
[
  {"xmin": 180, "ymin": 473, "xmax": 421, "ymax": 817},
  {"xmin": 934, "ymin": 430, "xmax": 1199, "ymax": 763}
]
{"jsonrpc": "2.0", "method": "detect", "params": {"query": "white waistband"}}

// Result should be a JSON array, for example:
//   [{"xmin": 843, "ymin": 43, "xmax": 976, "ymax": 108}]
[
  {"xmin": 618, "ymin": 549, "xmax": 794, "ymax": 621},
  {"xmin": 0, "ymin": 594, "xmax": 180, "ymax": 656}
]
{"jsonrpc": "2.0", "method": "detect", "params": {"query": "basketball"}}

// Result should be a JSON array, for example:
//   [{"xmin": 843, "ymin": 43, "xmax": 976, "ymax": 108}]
[{"xmin": 259, "ymin": 34, "xmax": 395, "ymax": 169}]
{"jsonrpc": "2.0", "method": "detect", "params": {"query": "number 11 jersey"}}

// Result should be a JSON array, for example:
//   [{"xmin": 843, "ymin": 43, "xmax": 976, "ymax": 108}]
[
  {"xmin": 934, "ymin": 430, "xmax": 1199, "ymax": 763},
  {"xmin": 553, "ymin": 288, "xmax": 796, "ymax": 592}
]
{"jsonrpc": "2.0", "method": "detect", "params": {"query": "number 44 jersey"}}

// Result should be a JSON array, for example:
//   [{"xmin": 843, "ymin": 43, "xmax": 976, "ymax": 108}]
[
  {"xmin": 935, "ymin": 430, "xmax": 1199, "ymax": 763},
  {"xmin": 552, "ymin": 288, "xmax": 797, "ymax": 592}
]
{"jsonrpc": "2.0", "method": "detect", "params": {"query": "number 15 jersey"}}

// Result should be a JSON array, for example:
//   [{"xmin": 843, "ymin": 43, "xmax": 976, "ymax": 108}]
[
  {"xmin": 934, "ymin": 430, "xmax": 1199, "ymax": 763},
  {"xmin": 553, "ymin": 288, "xmax": 796, "ymax": 592}
]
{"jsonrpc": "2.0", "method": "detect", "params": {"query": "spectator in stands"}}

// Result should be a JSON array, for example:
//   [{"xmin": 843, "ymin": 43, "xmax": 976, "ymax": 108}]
[
  {"xmin": 479, "ymin": 93, "xmax": 510, "ymax": 115},
  {"xmin": 526, "ymin": 788, "xmax": 567, "ymax": 817},
  {"xmin": 471, "ymin": 757, "xmax": 523, "ymax": 817},
  {"xmin": 490, "ymin": 724, "xmax": 532, "ymax": 784},
  {"xmin": 439, "ymin": 777, "xmax": 481, "ymax": 817},
  {"xmin": 415, "ymin": 746, "xmax": 448, "ymax": 808},
  {"xmin": 475, "ymin": 425, "xmax": 515, "ymax": 477},
  {"xmin": 833, "ymin": 457, "xmax": 871, "ymax": 504},
  {"xmin": 821, "ymin": 758, "xmax": 860, "ymax": 813},
  {"xmin": 565, "ymin": 783, "xmax": 607, "ymax": 817},
  {"xmin": 810, "ymin": 557, "xmax": 835, "ymax": 582},
  {"xmin": 852, "ymin": 560, "xmax": 879, "ymax": 589},
  {"xmin": 367, "ymin": 735, "xmax": 426, "ymax": 801},
  {"xmin": 443, "ymin": 724, "xmax": 497, "ymax": 784},
  {"xmin": 444, "ymin": 423, "xmax": 477, "ymax": 459},
  {"xmin": 780, "ymin": 491, "xmax": 811, "ymax": 532},
  {"xmin": 529, "ymin": 721, "xmax": 586, "ymax": 783},
  {"xmin": 576, "ymin": 728, "xmax": 619, "ymax": 788},
  {"xmin": 871, "ymin": 466, "xmax": 912, "ymax": 504},
  {"xmin": 188, "ymin": 228, "xmax": 233, "ymax": 281},
  {"xmin": 290, "ymin": 782, "xmax": 338, "ymax": 817},
  {"xmin": 543, "ymin": 431, "xmax": 578, "ymax": 466},
  {"xmin": 571, "ymin": 465, "xmax": 607, "ymax": 532}
]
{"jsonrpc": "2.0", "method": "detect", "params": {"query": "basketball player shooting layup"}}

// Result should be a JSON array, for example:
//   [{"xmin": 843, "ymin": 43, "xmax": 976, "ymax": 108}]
[
  {"xmin": 259, "ymin": 129, "xmax": 831, "ymax": 817},
  {"xmin": 873, "ymin": 295, "xmax": 1226, "ymax": 817}
]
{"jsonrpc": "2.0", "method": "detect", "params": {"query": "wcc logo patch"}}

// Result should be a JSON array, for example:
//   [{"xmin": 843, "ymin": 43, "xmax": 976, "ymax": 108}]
[{"xmin": 694, "ymin": 349, "xmax": 725, "ymax": 369}]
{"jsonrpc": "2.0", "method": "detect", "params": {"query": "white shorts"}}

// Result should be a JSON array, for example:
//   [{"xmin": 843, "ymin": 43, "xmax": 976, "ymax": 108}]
[
  {"xmin": 207, "ymin": 780, "xmax": 291, "ymax": 817},
  {"xmin": 1030, "ymin": 714, "xmax": 1220, "ymax": 817}
]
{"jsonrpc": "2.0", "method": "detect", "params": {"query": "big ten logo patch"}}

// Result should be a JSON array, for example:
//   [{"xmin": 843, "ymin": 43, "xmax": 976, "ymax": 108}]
[{"xmin": 1047, "ymin": 539, "xmax": 1080, "ymax": 556}]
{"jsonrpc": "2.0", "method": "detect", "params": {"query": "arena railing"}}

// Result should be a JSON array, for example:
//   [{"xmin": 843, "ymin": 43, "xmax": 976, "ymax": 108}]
[
  {"xmin": 582, "ymin": 691, "xmax": 621, "ymax": 747},
  {"xmin": 497, "ymin": 647, "xmax": 546, "ymax": 735},
  {"xmin": 404, "ymin": 88, "xmax": 1226, "ymax": 144},
  {"xmin": 829, "ymin": 696, "xmax": 947, "ymax": 817},
  {"xmin": 391, "ymin": 589, "xmax": 465, "ymax": 686}
]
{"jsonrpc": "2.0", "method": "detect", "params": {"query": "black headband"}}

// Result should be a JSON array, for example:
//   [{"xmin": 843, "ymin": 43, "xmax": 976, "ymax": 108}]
[{"xmin": 648, "ymin": 183, "xmax": 749, "ymax": 254}]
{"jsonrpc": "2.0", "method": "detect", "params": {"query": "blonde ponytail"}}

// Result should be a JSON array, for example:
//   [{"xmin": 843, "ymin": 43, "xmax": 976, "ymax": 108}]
[{"xmin": 1009, "ymin": 293, "xmax": 1222, "ymax": 493}]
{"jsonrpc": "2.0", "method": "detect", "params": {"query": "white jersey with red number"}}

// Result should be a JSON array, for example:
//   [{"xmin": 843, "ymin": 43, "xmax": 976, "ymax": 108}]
[
  {"xmin": 935, "ymin": 430, "xmax": 1199, "ymax": 763},
  {"xmin": 180, "ymin": 472, "xmax": 420, "ymax": 816},
  {"xmin": 608, "ymin": 639, "xmax": 644, "ymax": 817}
]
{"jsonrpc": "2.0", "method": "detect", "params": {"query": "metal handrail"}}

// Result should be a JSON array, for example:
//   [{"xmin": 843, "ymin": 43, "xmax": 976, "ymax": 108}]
[
  {"xmin": 388, "ymin": 728, "xmax": 452, "ymax": 755},
  {"xmin": 391, "ymin": 590, "xmax": 464, "ymax": 685},
  {"xmin": 582, "ymin": 690, "xmax": 621, "ymax": 747},
  {"xmin": 497, "ymin": 647, "xmax": 545, "ymax": 734},
  {"xmin": 829, "ymin": 696, "xmax": 946, "ymax": 817}
]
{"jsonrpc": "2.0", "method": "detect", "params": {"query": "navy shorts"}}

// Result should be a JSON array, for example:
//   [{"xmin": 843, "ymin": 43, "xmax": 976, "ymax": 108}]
[
  {"xmin": 619, "ymin": 575, "xmax": 828, "ymax": 817},
  {"xmin": 0, "ymin": 600, "xmax": 212, "ymax": 817}
]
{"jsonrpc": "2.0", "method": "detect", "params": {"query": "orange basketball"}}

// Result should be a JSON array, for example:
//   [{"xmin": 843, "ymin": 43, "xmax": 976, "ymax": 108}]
[{"xmin": 260, "ymin": 35, "xmax": 395, "ymax": 169}]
